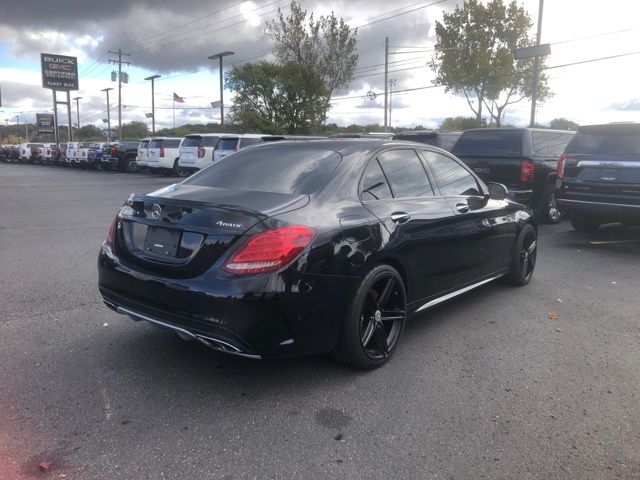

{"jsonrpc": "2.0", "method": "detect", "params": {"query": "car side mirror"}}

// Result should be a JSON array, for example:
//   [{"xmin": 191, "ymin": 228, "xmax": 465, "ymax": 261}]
[{"xmin": 487, "ymin": 182, "xmax": 508, "ymax": 200}]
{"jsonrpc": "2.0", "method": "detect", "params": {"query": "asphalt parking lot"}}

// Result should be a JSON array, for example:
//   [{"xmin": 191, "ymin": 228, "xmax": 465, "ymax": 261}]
[{"xmin": 1, "ymin": 164, "xmax": 639, "ymax": 480}]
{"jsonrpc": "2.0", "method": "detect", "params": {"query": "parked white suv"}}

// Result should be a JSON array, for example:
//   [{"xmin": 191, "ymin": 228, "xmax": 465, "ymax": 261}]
[
  {"xmin": 136, "ymin": 137, "xmax": 152, "ymax": 168},
  {"xmin": 146, "ymin": 137, "xmax": 185, "ymax": 176},
  {"xmin": 213, "ymin": 134, "xmax": 281, "ymax": 162},
  {"xmin": 178, "ymin": 133, "xmax": 224, "ymax": 173},
  {"xmin": 65, "ymin": 142, "xmax": 79, "ymax": 165}
]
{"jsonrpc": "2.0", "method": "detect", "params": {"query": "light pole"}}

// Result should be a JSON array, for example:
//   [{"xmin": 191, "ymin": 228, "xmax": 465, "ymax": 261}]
[
  {"xmin": 207, "ymin": 51, "xmax": 234, "ymax": 126},
  {"xmin": 144, "ymin": 75, "xmax": 161, "ymax": 134},
  {"xmin": 529, "ymin": 0, "xmax": 544, "ymax": 127},
  {"xmin": 101, "ymin": 88, "xmax": 113, "ymax": 141},
  {"xmin": 73, "ymin": 96, "xmax": 82, "ymax": 135}
]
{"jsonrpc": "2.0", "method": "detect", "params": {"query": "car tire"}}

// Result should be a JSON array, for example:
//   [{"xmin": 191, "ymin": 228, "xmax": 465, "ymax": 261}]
[
  {"xmin": 124, "ymin": 155, "xmax": 138, "ymax": 173},
  {"xmin": 506, "ymin": 223, "xmax": 537, "ymax": 286},
  {"xmin": 332, "ymin": 264, "xmax": 407, "ymax": 369},
  {"xmin": 570, "ymin": 214, "xmax": 600, "ymax": 231},
  {"xmin": 537, "ymin": 185, "xmax": 562, "ymax": 224},
  {"xmin": 173, "ymin": 159, "xmax": 188, "ymax": 177}
]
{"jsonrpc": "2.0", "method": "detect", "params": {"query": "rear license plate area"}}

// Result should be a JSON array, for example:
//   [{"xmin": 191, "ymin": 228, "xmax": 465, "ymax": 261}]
[{"xmin": 143, "ymin": 226, "xmax": 181, "ymax": 257}]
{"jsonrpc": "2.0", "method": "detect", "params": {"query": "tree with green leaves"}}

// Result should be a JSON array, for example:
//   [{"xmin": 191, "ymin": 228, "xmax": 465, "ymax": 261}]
[
  {"xmin": 430, "ymin": 0, "xmax": 550, "ymax": 127},
  {"xmin": 549, "ymin": 118, "xmax": 579, "ymax": 131},
  {"xmin": 440, "ymin": 116, "xmax": 486, "ymax": 131},
  {"xmin": 227, "ymin": 1, "xmax": 358, "ymax": 133},
  {"xmin": 121, "ymin": 121, "xmax": 149, "ymax": 139}
]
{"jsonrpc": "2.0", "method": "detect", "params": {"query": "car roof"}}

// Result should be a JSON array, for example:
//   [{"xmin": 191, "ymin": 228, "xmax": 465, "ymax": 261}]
[
  {"xmin": 461, "ymin": 127, "xmax": 574, "ymax": 135},
  {"xmin": 149, "ymin": 137, "xmax": 183, "ymax": 140},
  {"xmin": 185, "ymin": 133, "xmax": 225, "ymax": 137},
  {"xmin": 237, "ymin": 138, "xmax": 440, "ymax": 156}
]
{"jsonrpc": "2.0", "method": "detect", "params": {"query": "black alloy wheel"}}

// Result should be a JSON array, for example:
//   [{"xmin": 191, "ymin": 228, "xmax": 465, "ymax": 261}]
[
  {"xmin": 173, "ymin": 159, "xmax": 189, "ymax": 177},
  {"xmin": 333, "ymin": 265, "xmax": 407, "ymax": 369},
  {"xmin": 538, "ymin": 186, "xmax": 562, "ymax": 224},
  {"xmin": 507, "ymin": 224, "xmax": 537, "ymax": 286}
]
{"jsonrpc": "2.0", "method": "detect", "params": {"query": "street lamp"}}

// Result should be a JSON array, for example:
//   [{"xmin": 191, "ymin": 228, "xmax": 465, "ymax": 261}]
[
  {"xmin": 101, "ymin": 88, "xmax": 113, "ymax": 141},
  {"xmin": 144, "ymin": 74, "xmax": 161, "ymax": 134},
  {"xmin": 73, "ymin": 96, "xmax": 82, "ymax": 131},
  {"xmin": 207, "ymin": 51, "xmax": 234, "ymax": 126}
]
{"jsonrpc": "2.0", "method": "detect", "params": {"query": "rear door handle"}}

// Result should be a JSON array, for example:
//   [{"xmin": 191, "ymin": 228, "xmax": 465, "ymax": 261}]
[
  {"xmin": 390, "ymin": 212, "xmax": 411, "ymax": 223},
  {"xmin": 456, "ymin": 203, "xmax": 470, "ymax": 213}
]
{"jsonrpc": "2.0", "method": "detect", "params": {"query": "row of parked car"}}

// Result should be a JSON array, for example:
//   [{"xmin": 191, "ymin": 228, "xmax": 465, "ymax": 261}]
[{"xmin": 2, "ymin": 123, "xmax": 638, "ymax": 230}]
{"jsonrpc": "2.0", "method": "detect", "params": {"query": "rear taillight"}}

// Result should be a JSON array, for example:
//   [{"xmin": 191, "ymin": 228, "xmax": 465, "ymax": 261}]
[
  {"xmin": 110, "ymin": 146, "xmax": 117, "ymax": 155},
  {"xmin": 38, "ymin": 148, "xmax": 43, "ymax": 154},
  {"xmin": 520, "ymin": 160, "xmax": 534, "ymax": 183},
  {"xmin": 160, "ymin": 147, "xmax": 165, "ymax": 157},
  {"xmin": 46, "ymin": 149, "xmax": 50, "ymax": 155},
  {"xmin": 556, "ymin": 153, "xmax": 573, "ymax": 179},
  {"xmin": 198, "ymin": 147, "xmax": 205, "ymax": 158},
  {"xmin": 223, "ymin": 226, "xmax": 315, "ymax": 274},
  {"xmin": 235, "ymin": 142, "xmax": 240, "ymax": 151},
  {"xmin": 106, "ymin": 216, "xmax": 118, "ymax": 246}
]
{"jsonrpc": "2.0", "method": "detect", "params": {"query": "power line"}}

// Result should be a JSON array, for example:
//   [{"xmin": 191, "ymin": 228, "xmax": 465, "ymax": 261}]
[{"xmin": 356, "ymin": 0, "xmax": 447, "ymax": 29}]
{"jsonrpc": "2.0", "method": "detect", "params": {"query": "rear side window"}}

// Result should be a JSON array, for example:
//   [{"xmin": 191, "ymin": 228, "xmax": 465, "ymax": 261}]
[
  {"xmin": 218, "ymin": 138, "xmax": 239, "ymax": 150},
  {"xmin": 377, "ymin": 149, "xmax": 434, "ymax": 198},
  {"xmin": 182, "ymin": 136, "xmax": 202, "ymax": 148},
  {"xmin": 565, "ymin": 126, "xmax": 640, "ymax": 155},
  {"xmin": 452, "ymin": 130, "xmax": 522, "ymax": 157},
  {"xmin": 361, "ymin": 159, "xmax": 393, "ymax": 200},
  {"xmin": 164, "ymin": 139, "xmax": 181, "ymax": 148},
  {"xmin": 531, "ymin": 132, "xmax": 574, "ymax": 157},
  {"xmin": 184, "ymin": 146, "xmax": 341, "ymax": 195},
  {"xmin": 426, "ymin": 151, "xmax": 482, "ymax": 197},
  {"xmin": 201, "ymin": 136, "xmax": 219, "ymax": 147},
  {"xmin": 239, "ymin": 138, "xmax": 263, "ymax": 148}
]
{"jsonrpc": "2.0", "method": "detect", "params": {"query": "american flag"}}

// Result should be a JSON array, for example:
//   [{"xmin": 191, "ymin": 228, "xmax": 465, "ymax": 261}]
[{"xmin": 173, "ymin": 92, "xmax": 185, "ymax": 103}]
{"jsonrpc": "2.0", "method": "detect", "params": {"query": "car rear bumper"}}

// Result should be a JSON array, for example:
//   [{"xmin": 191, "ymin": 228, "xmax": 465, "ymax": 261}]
[
  {"xmin": 98, "ymin": 244, "xmax": 356, "ymax": 358},
  {"xmin": 557, "ymin": 197, "xmax": 640, "ymax": 221}
]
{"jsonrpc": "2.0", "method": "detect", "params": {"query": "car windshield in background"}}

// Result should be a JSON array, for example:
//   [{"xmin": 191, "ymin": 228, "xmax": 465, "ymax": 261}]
[
  {"xmin": 565, "ymin": 126, "xmax": 640, "ymax": 156},
  {"xmin": 217, "ymin": 138, "xmax": 239, "ymax": 150},
  {"xmin": 453, "ymin": 130, "xmax": 522, "ymax": 157},
  {"xmin": 182, "ymin": 137, "xmax": 202, "ymax": 148},
  {"xmin": 184, "ymin": 146, "xmax": 341, "ymax": 195}
]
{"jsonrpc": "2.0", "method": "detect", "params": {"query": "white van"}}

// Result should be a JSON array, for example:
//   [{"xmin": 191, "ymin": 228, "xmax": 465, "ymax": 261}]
[
  {"xmin": 213, "ymin": 134, "xmax": 283, "ymax": 162},
  {"xmin": 178, "ymin": 133, "xmax": 224, "ymax": 173},
  {"xmin": 146, "ymin": 137, "xmax": 185, "ymax": 176},
  {"xmin": 136, "ymin": 137, "xmax": 152, "ymax": 168}
]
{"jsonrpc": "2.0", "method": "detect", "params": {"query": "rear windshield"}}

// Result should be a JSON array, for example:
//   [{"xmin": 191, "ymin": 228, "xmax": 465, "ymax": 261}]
[
  {"xmin": 531, "ymin": 131, "xmax": 574, "ymax": 157},
  {"xmin": 184, "ymin": 146, "xmax": 341, "ymax": 195},
  {"xmin": 202, "ymin": 136, "xmax": 219, "ymax": 147},
  {"xmin": 164, "ymin": 139, "xmax": 181, "ymax": 148},
  {"xmin": 217, "ymin": 138, "xmax": 239, "ymax": 150},
  {"xmin": 139, "ymin": 140, "xmax": 150, "ymax": 148},
  {"xmin": 565, "ymin": 126, "xmax": 640, "ymax": 155},
  {"xmin": 149, "ymin": 140, "xmax": 162, "ymax": 149},
  {"xmin": 239, "ymin": 138, "xmax": 263, "ymax": 148},
  {"xmin": 452, "ymin": 130, "xmax": 522, "ymax": 157},
  {"xmin": 78, "ymin": 143, "xmax": 92, "ymax": 148},
  {"xmin": 182, "ymin": 136, "xmax": 203, "ymax": 148}
]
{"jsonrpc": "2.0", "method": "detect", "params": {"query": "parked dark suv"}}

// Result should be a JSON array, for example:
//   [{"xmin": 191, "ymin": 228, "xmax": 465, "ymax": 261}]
[
  {"xmin": 452, "ymin": 128, "xmax": 575, "ymax": 223},
  {"xmin": 556, "ymin": 123, "xmax": 640, "ymax": 230},
  {"xmin": 392, "ymin": 130, "xmax": 461, "ymax": 152}
]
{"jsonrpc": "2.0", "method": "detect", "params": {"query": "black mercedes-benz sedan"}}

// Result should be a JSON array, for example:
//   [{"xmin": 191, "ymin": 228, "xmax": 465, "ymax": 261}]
[{"xmin": 98, "ymin": 140, "xmax": 537, "ymax": 368}]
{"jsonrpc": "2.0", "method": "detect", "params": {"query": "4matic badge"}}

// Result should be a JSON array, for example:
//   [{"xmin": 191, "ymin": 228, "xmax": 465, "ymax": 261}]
[{"xmin": 216, "ymin": 220, "xmax": 243, "ymax": 229}]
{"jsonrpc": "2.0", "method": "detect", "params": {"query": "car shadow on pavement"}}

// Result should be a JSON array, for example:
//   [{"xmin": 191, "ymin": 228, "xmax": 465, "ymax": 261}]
[{"xmin": 556, "ymin": 223, "xmax": 640, "ymax": 255}]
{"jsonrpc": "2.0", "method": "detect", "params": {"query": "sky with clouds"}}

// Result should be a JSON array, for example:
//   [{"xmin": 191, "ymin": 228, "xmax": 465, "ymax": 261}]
[{"xmin": 0, "ymin": 0, "xmax": 639, "ymax": 131}]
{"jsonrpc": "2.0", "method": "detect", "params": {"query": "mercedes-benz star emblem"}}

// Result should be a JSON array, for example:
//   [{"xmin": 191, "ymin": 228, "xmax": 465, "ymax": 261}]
[{"xmin": 151, "ymin": 203, "xmax": 162, "ymax": 219}]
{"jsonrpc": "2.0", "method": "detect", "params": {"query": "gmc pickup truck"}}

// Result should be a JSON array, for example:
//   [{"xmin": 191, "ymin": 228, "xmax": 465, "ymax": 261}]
[
  {"xmin": 451, "ymin": 128, "xmax": 575, "ymax": 223},
  {"xmin": 101, "ymin": 141, "xmax": 140, "ymax": 172}
]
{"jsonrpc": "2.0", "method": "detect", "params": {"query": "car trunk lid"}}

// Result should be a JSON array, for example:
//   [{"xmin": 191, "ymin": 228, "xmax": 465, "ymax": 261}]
[{"xmin": 113, "ymin": 183, "xmax": 309, "ymax": 277}]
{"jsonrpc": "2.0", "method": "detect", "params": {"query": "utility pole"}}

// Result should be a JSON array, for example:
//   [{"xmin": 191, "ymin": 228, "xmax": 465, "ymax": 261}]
[
  {"xmin": 101, "ymin": 88, "xmax": 113, "ymax": 141},
  {"xmin": 73, "ymin": 96, "xmax": 82, "ymax": 132},
  {"xmin": 108, "ymin": 49, "xmax": 131, "ymax": 141},
  {"xmin": 144, "ymin": 75, "xmax": 161, "ymax": 134},
  {"xmin": 529, "ymin": 0, "xmax": 544, "ymax": 127},
  {"xmin": 388, "ymin": 79, "xmax": 397, "ymax": 130},
  {"xmin": 384, "ymin": 37, "xmax": 389, "ymax": 130}
]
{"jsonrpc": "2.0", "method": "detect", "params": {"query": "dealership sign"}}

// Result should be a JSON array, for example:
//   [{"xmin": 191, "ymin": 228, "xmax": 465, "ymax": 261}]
[
  {"xmin": 41, "ymin": 53, "xmax": 79, "ymax": 90},
  {"xmin": 36, "ymin": 113, "xmax": 55, "ymax": 134}
]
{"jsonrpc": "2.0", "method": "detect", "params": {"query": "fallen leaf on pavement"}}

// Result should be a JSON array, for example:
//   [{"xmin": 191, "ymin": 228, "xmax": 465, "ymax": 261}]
[
  {"xmin": 38, "ymin": 460, "xmax": 52, "ymax": 472},
  {"xmin": 548, "ymin": 311, "xmax": 559, "ymax": 320}
]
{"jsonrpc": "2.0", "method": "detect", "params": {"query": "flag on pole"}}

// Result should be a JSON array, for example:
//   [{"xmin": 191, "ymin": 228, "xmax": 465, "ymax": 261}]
[{"xmin": 173, "ymin": 93, "xmax": 185, "ymax": 103}]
